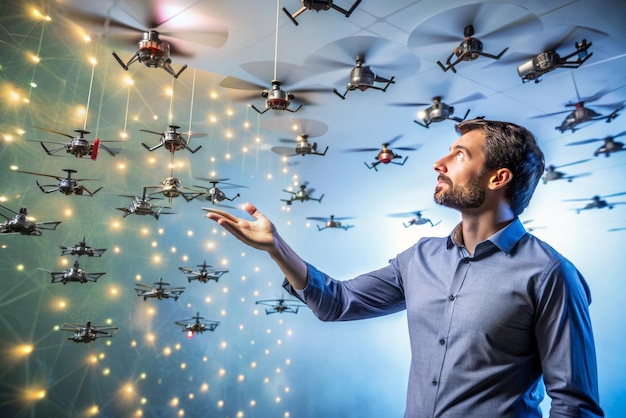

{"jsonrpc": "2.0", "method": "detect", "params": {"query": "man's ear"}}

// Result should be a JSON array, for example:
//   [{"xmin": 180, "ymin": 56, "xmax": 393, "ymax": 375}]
[{"xmin": 488, "ymin": 168, "xmax": 512, "ymax": 191}]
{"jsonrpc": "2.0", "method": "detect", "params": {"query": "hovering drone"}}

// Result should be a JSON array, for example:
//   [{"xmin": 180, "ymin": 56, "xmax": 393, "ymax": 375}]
[
  {"xmin": 542, "ymin": 160, "xmax": 591, "ymax": 184},
  {"xmin": 134, "ymin": 278, "xmax": 185, "ymax": 301},
  {"xmin": 564, "ymin": 192, "xmax": 626, "ymax": 214},
  {"xmin": 60, "ymin": 237, "xmax": 107, "ymax": 257},
  {"xmin": 175, "ymin": 312, "xmax": 220, "ymax": 338},
  {"xmin": 178, "ymin": 260, "xmax": 229, "ymax": 284},
  {"xmin": 282, "ymin": 183, "xmax": 324, "ymax": 205},
  {"xmin": 437, "ymin": 25, "xmax": 508, "ymax": 73},
  {"xmin": 566, "ymin": 131, "xmax": 626, "ymax": 157},
  {"xmin": 16, "ymin": 168, "xmax": 104, "ymax": 196},
  {"xmin": 344, "ymin": 135, "xmax": 421, "ymax": 170},
  {"xmin": 271, "ymin": 134, "xmax": 329, "ymax": 157},
  {"xmin": 140, "ymin": 125, "xmax": 204, "ymax": 154},
  {"xmin": 256, "ymin": 297, "xmax": 307, "ymax": 314},
  {"xmin": 60, "ymin": 321, "xmax": 118, "ymax": 344},
  {"xmin": 307, "ymin": 214, "xmax": 354, "ymax": 231},
  {"xmin": 282, "ymin": 0, "xmax": 362, "ymax": 26},
  {"xmin": 0, "ymin": 205, "xmax": 61, "ymax": 236},
  {"xmin": 40, "ymin": 260, "xmax": 106, "ymax": 285},
  {"xmin": 117, "ymin": 187, "xmax": 174, "ymax": 220},
  {"xmin": 517, "ymin": 39, "xmax": 593, "ymax": 83},
  {"xmin": 333, "ymin": 55, "xmax": 395, "ymax": 100},
  {"xmin": 30, "ymin": 126, "xmax": 122, "ymax": 160},
  {"xmin": 147, "ymin": 177, "xmax": 202, "ymax": 205},
  {"xmin": 113, "ymin": 30, "xmax": 188, "ymax": 78},
  {"xmin": 388, "ymin": 210, "xmax": 441, "ymax": 228},
  {"xmin": 390, "ymin": 95, "xmax": 484, "ymax": 128},
  {"xmin": 193, "ymin": 178, "xmax": 247, "ymax": 206}
]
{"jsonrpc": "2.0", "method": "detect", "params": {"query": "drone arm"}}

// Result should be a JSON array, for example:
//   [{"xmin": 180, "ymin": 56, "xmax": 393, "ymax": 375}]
[
  {"xmin": 331, "ymin": 0, "xmax": 362, "ymax": 17},
  {"xmin": 437, "ymin": 51, "xmax": 458, "ymax": 73},
  {"xmin": 413, "ymin": 119, "xmax": 430, "ymax": 128},
  {"xmin": 314, "ymin": 145, "xmax": 329, "ymax": 156},
  {"xmin": 282, "ymin": 7, "xmax": 305, "ymax": 26},
  {"xmin": 35, "ymin": 180, "xmax": 56, "ymax": 193},
  {"xmin": 480, "ymin": 47, "xmax": 509, "ymax": 61},
  {"xmin": 186, "ymin": 145, "xmax": 202, "ymax": 154},
  {"xmin": 286, "ymin": 103, "xmax": 303, "ymax": 113},
  {"xmin": 251, "ymin": 104, "xmax": 270, "ymax": 115},
  {"xmin": 390, "ymin": 156, "xmax": 409, "ymax": 166},
  {"xmin": 333, "ymin": 88, "xmax": 348, "ymax": 100}
]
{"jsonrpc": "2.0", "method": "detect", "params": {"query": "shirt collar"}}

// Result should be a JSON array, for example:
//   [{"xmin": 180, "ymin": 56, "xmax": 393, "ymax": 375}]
[{"xmin": 446, "ymin": 217, "xmax": 527, "ymax": 255}]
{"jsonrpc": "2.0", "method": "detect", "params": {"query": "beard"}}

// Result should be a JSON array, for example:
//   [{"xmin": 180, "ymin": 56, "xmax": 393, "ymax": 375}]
[{"xmin": 434, "ymin": 172, "xmax": 487, "ymax": 210}]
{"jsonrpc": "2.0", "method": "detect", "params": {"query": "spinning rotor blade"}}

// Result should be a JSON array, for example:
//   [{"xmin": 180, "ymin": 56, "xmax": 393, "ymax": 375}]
[
  {"xmin": 32, "ymin": 126, "xmax": 74, "ymax": 139},
  {"xmin": 552, "ymin": 159, "xmax": 592, "ymax": 169},
  {"xmin": 271, "ymin": 146, "xmax": 298, "ymax": 157},
  {"xmin": 260, "ymin": 117, "xmax": 329, "ymax": 138},
  {"xmin": 139, "ymin": 129, "xmax": 165, "ymax": 136},
  {"xmin": 388, "ymin": 210, "xmax": 426, "ymax": 218}
]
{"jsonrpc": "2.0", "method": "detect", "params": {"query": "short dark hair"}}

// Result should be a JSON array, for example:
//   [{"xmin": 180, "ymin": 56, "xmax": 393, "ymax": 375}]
[{"xmin": 456, "ymin": 119, "xmax": 545, "ymax": 216}]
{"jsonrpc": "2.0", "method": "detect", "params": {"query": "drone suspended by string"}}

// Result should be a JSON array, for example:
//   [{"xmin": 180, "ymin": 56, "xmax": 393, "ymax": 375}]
[
  {"xmin": 566, "ymin": 130, "xmax": 626, "ymax": 157},
  {"xmin": 343, "ymin": 135, "xmax": 421, "ymax": 171},
  {"xmin": 282, "ymin": 0, "xmax": 362, "ymax": 26},
  {"xmin": 29, "ymin": 126, "xmax": 122, "ymax": 160},
  {"xmin": 306, "ymin": 214, "xmax": 354, "ymax": 231},
  {"xmin": 60, "ymin": 321, "xmax": 118, "ymax": 344},
  {"xmin": 0, "ymin": 205, "xmax": 61, "ymax": 236},
  {"xmin": 16, "ymin": 168, "xmax": 104, "ymax": 196},
  {"xmin": 175, "ymin": 312, "xmax": 219, "ymax": 338}
]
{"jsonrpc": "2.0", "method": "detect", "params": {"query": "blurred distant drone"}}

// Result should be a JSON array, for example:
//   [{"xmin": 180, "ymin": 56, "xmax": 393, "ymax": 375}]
[
  {"xmin": 117, "ymin": 187, "xmax": 174, "ymax": 220},
  {"xmin": 307, "ymin": 214, "xmax": 354, "ymax": 231},
  {"xmin": 0, "ymin": 205, "xmax": 61, "ymax": 236},
  {"xmin": 542, "ymin": 160, "xmax": 591, "ymax": 184},
  {"xmin": 40, "ymin": 260, "xmax": 106, "ymax": 285},
  {"xmin": 175, "ymin": 312, "xmax": 219, "ymax": 338},
  {"xmin": 388, "ymin": 210, "xmax": 441, "ymax": 228},
  {"xmin": 282, "ymin": 0, "xmax": 362, "ymax": 26},
  {"xmin": 256, "ymin": 297, "xmax": 307, "ymax": 314},
  {"xmin": 564, "ymin": 192, "xmax": 626, "ymax": 214},
  {"xmin": 517, "ymin": 39, "xmax": 592, "ymax": 83},
  {"xmin": 566, "ymin": 131, "xmax": 626, "ymax": 157},
  {"xmin": 60, "ymin": 237, "xmax": 107, "ymax": 257},
  {"xmin": 17, "ymin": 168, "xmax": 104, "ymax": 196},
  {"xmin": 193, "ymin": 178, "xmax": 247, "ymax": 206},
  {"xmin": 135, "ymin": 278, "xmax": 185, "ymax": 301},
  {"xmin": 282, "ymin": 183, "xmax": 324, "ymax": 205},
  {"xmin": 392, "ymin": 94, "xmax": 484, "ymax": 128},
  {"xmin": 272, "ymin": 134, "xmax": 328, "ymax": 157},
  {"xmin": 344, "ymin": 135, "xmax": 421, "ymax": 171},
  {"xmin": 179, "ymin": 260, "xmax": 229, "ymax": 284},
  {"xmin": 60, "ymin": 321, "xmax": 118, "ymax": 344}
]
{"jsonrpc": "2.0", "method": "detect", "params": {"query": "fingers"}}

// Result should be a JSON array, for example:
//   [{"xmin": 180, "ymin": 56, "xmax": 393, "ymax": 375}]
[{"xmin": 203, "ymin": 207, "xmax": 239, "ymax": 223}]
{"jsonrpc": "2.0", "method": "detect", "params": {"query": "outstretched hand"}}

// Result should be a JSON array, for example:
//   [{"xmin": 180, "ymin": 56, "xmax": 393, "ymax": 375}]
[{"xmin": 204, "ymin": 202, "xmax": 277, "ymax": 253}]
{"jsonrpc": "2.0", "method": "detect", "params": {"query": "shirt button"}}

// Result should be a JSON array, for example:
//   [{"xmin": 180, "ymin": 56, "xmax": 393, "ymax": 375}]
[
  {"xmin": 439, "ymin": 339, "xmax": 445, "ymax": 345},
  {"xmin": 463, "ymin": 258, "xmax": 470, "ymax": 264},
  {"xmin": 448, "ymin": 295, "xmax": 456, "ymax": 301},
  {"xmin": 432, "ymin": 379, "xmax": 438, "ymax": 386}
]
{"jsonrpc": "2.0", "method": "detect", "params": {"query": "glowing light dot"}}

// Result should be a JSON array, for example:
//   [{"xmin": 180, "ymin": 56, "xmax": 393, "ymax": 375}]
[
  {"xmin": 250, "ymin": 400, "xmax": 256, "ymax": 407},
  {"xmin": 151, "ymin": 241, "xmax": 157, "ymax": 248},
  {"xmin": 180, "ymin": 363, "xmax": 186, "ymax": 369},
  {"xmin": 220, "ymin": 341, "xmax": 227, "ymax": 349},
  {"xmin": 163, "ymin": 347, "xmax": 172, "ymax": 356},
  {"xmin": 200, "ymin": 383, "xmax": 209, "ymax": 392},
  {"xmin": 187, "ymin": 230, "xmax": 193, "ymax": 237},
  {"xmin": 217, "ymin": 400, "xmax": 224, "ymax": 408},
  {"xmin": 218, "ymin": 368, "xmax": 226, "ymax": 377},
  {"xmin": 170, "ymin": 398, "xmax": 179, "ymax": 407},
  {"xmin": 88, "ymin": 57, "xmax": 97, "ymax": 65},
  {"xmin": 103, "ymin": 368, "xmax": 110, "ymax": 375},
  {"xmin": 275, "ymin": 396, "xmax": 281, "ymax": 403},
  {"xmin": 237, "ymin": 374, "xmax": 245, "ymax": 382},
  {"xmin": 64, "ymin": 209, "xmax": 72, "ymax": 217}
]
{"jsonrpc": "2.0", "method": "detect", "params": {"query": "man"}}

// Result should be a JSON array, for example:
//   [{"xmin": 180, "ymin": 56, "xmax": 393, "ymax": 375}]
[{"xmin": 205, "ymin": 119, "xmax": 603, "ymax": 417}]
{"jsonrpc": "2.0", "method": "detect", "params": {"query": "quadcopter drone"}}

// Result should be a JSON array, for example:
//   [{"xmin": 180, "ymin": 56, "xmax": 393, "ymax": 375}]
[
  {"xmin": 437, "ymin": 25, "xmax": 508, "ymax": 73},
  {"xmin": 256, "ymin": 297, "xmax": 307, "ymax": 314},
  {"xmin": 344, "ymin": 135, "xmax": 421, "ymax": 171},
  {"xmin": 113, "ymin": 30, "xmax": 188, "ymax": 78},
  {"xmin": 388, "ymin": 210, "xmax": 441, "ymax": 228},
  {"xmin": 517, "ymin": 39, "xmax": 593, "ymax": 83},
  {"xmin": 40, "ymin": 260, "xmax": 106, "ymax": 285},
  {"xmin": 134, "ymin": 278, "xmax": 185, "ymax": 301},
  {"xmin": 175, "ymin": 312, "xmax": 220, "ymax": 337},
  {"xmin": 147, "ymin": 177, "xmax": 203, "ymax": 205},
  {"xmin": 271, "ymin": 134, "xmax": 329, "ymax": 157},
  {"xmin": 306, "ymin": 214, "xmax": 354, "ymax": 231},
  {"xmin": 566, "ymin": 131, "xmax": 626, "ymax": 157},
  {"xmin": 282, "ymin": 183, "xmax": 324, "ymax": 205},
  {"xmin": 0, "ymin": 205, "xmax": 61, "ymax": 236},
  {"xmin": 60, "ymin": 321, "xmax": 118, "ymax": 344},
  {"xmin": 60, "ymin": 237, "xmax": 107, "ymax": 257},
  {"xmin": 30, "ymin": 126, "xmax": 122, "ymax": 160},
  {"xmin": 193, "ymin": 178, "xmax": 247, "ymax": 206},
  {"xmin": 16, "ymin": 168, "xmax": 104, "ymax": 196},
  {"xmin": 140, "ymin": 125, "xmax": 204, "ymax": 154},
  {"xmin": 282, "ymin": 0, "xmax": 362, "ymax": 26},
  {"xmin": 178, "ymin": 260, "xmax": 229, "ymax": 284},
  {"xmin": 542, "ymin": 160, "xmax": 591, "ymax": 184},
  {"xmin": 333, "ymin": 55, "xmax": 395, "ymax": 100},
  {"xmin": 564, "ymin": 192, "xmax": 626, "ymax": 214},
  {"xmin": 117, "ymin": 187, "xmax": 174, "ymax": 220},
  {"xmin": 391, "ymin": 95, "xmax": 484, "ymax": 128}
]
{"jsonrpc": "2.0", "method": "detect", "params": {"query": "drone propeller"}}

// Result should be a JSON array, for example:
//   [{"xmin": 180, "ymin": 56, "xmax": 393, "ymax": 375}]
[
  {"xmin": 566, "ymin": 130, "xmax": 626, "ymax": 146},
  {"xmin": 563, "ymin": 192, "xmax": 626, "ymax": 202},
  {"xmin": 344, "ymin": 135, "xmax": 419, "ymax": 153},
  {"xmin": 388, "ymin": 210, "xmax": 427, "ymax": 218},
  {"xmin": 545, "ymin": 159, "xmax": 592, "ymax": 170},
  {"xmin": 306, "ymin": 215, "xmax": 354, "ymax": 222}
]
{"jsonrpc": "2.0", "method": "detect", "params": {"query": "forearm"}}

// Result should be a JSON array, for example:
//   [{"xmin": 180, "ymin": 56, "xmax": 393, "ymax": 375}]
[{"xmin": 267, "ymin": 232, "xmax": 308, "ymax": 290}]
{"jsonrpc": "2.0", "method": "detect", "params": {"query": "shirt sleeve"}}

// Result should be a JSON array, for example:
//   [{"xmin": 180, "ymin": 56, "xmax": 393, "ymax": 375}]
[
  {"xmin": 534, "ymin": 258, "xmax": 604, "ymax": 417},
  {"xmin": 282, "ymin": 260, "xmax": 406, "ymax": 322}
]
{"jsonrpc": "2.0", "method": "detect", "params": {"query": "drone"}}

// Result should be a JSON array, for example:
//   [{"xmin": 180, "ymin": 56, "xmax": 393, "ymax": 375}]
[
  {"xmin": 140, "ymin": 125, "xmax": 204, "ymax": 154},
  {"xmin": 134, "ymin": 278, "xmax": 185, "ymax": 301},
  {"xmin": 16, "ymin": 168, "xmax": 104, "ymax": 196},
  {"xmin": 193, "ymin": 178, "xmax": 247, "ymax": 206},
  {"xmin": 282, "ymin": 0, "xmax": 362, "ymax": 26},
  {"xmin": 40, "ymin": 260, "xmax": 106, "ymax": 285},
  {"xmin": 60, "ymin": 237, "xmax": 107, "ymax": 257},
  {"xmin": 178, "ymin": 260, "xmax": 229, "ymax": 283},
  {"xmin": 566, "ymin": 131, "xmax": 626, "ymax": 157},
  {"xmin": 437, "ymin": 25, "xmax": 508, "ymax": 73},
  {"xmin": 113, "ymin": 30, "xmax": 188, "ymax": 78},
  {"xmin": 388, "ymin": 210, "xmax": 441, "ymax": 228},
  {"xmin": 117, "ymin": 187, "xmax": 174, "ymax": 220},
  {"xmin": 282, "ymin": 183, "xmax": 324, "ymax": 205},
  {"xmin": 344, "ymin": 135, "xmax": 421, "ymax": 170},
  {"xmin": 306, "ymin": 214, "xmax": 354, "ymax": 231},
  {"xmin": 517, "ymin": 39, "xmax": 593, "ymax": 83},
  {"xmin": 30, "ymin": 126, "xmax": 122, "ymax": 160},
  {"xmin": 391, "ymin": 95, "xmax": 484, "ymax": 128},
  {"xmin": 542, "ymin": 160, "xmax": 591, "ymax": 184},
  {"xmin": 271, "ymin": 134, "xmax": 328, "ymax": 157},
  {"xmin": 333, "ymin": 55, "xmax": 395, "ymax": 100},
  {"xmin": 60, "ymin": 321, "xmax": 118, "ymax": 344},
  {"xmin": 256, "ymin": 297, "xmax": 307, "ymax": 314},
  {"xmin": 0, "ymin": 205, "xmax": 61, "ymax": 236},
  {"xmin": 175, "ymin": 312, "xmax": 220, "ymax": 338},
  {"xmin": 522, "ymin": 219, "xmax": 547, "ymax": 233},
  {"xmin": 147, "ymin": 177, "xmax": 202, "ymax": 205},
  {"xmin": 564, "ymin": 192, "xmax": 626, "ymax": 214}
]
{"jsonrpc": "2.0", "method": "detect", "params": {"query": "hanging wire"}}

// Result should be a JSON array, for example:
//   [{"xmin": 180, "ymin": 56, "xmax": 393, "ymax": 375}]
[
  {"xmin": 273, "ymin": 0, "xmax": 281, "ymax": 80},
  {"xmin": 83, "ymin": 60, "xmax": 97, "ymax": 131}
]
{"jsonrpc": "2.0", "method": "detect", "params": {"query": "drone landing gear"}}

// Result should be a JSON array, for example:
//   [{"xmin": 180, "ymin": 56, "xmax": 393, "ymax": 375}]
[
  {"xmin": 112, "ymin": 50, "xmax": 187, "ymax": 79},
  {"xmin": 365, "ymin": 156, "xmax": 408, "ymax": 171},
  {"xmin": 283, "ymin": 0, "xmax": 362, "ymax": 26},
  {"xmin": 333, "ymin": 76, "xmax": 395, "ymax": 100}
]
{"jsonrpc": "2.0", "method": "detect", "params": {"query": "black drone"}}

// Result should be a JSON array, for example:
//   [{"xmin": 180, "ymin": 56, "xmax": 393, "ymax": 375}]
[
  {"xmin": 60, "ymin": 237, "xmax": 107, "ymax": 257},
  {"xmin": 0, "ymin": 205, "xmax": 61, "ymax": 236},
  {"xmin": 566, "ymin": 131, "xmax": 626, "ymax": 157},
  {"xmin": 30, "ymin": 126, "xmax": 122, "ymax": 160},
  {"xmin": 40, "ymin": 260, "xmax": 106, "ymax": 285},
  {"xmin": 193, "ymin": 178, "xmax": 247, "ymax": 206},
  {"xmin": 517, "ymin": 39, "xmax": 593, "ymax": 83},
  {"xmin": 282, "ymin": 183, "xmax": 324, "ymax": 205},
  {"xmin": 16, "ymin": 168, "xmax": 104, "ymax": 196},
  {"xmin": 178, "ymin": 260, "xmax": 229, "ymax": 284},
  {"xmin": 134, "ymin": 278, "xmax": 185, "ymax": 301},
  {"xmin": 272, "ymin": 134, "xmax": 329, "ymax": 157},
  {"xmin": 282, "ymin": 0, "xmax": 362, "ymax": 26},
  {"xmin": 147, "ymin": 177, "xmax": 202, "ymax": 205},
  {"xmin": 344, "ymin": 135, "xmax": 421, "ymax": 171},
  {"xmin": 117, "ymin": 187, "xmax": 174, "ymax": 220},
  {"xmin": 256, "ymin": 297, "xmax": 307, "ymax": 315},
  {"xmin": 564, "ymin": 192, "xmax": 626, "ymax": 214},
  {"xmin": 542, "ymin": 160, "xmax": 591, "ymax": 184},
  {"xmin": 60, "ymin": 321, "xmax": 118, "ymax": 344},
  {"xmin": 140, "ymin": 125, "xmax": 204, "ymax": 154},
  {"xmin": 333, "ymin": 55, "xmax": 395, "ymax": 100},
  {"xmin": 307, "ymin": 214, "xmax": 354, "ymax": 231},
  {"xmin": 175, "ymin": 312, "xmax": 220, "ymax": 337},
  {"xmin": 437, "ymin": 25, "xmax": 508, "ymax": 73},
  {"xmin": 388, "ymin": 210, "xmax": 441, "ymax": 228}
]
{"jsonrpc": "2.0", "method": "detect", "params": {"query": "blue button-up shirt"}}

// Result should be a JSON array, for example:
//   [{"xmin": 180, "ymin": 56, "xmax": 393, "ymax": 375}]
[{"xmin": 283, "ymin": 218, "xmax": 603, "ymax": 417}]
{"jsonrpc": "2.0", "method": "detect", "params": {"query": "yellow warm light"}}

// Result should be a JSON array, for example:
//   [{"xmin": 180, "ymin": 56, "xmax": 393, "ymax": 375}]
[
  {"xmin": 32, "ymin": 9, "xmax": 51, "ymax": 21},
  {"xmin": 87, "ymin": 405, "xmax": 99, "ymax": 416},
  {"xmin": 22, "ymin": 387, "xmax": 46, "ymax": 402}
]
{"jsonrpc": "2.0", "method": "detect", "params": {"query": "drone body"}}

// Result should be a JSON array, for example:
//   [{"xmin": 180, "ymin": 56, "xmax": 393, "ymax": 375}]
[
  {"xmin": 113, "ymin": 30, "xmax": 188, "ymax": 78},
  {"xmin": 193, "ymin": 178, "xmax": 246, "ymax": 206},
  {"xmin": 179, "ymin": 261, "xmax": 229, "ymax": 283},
  {"xmin": 517, "ymin": 39, "xmax": 592, "ymax": 83},
  {"xmin": 437, "ymin": 25, "xmax": 508, "ymax": 73},
  {"xmin": 283, "ymin": 0, "xmax": 362, "ymax": 26},
  {"xmin": 564, "ymin": 192, "xmax": 626, "ymax": 214},
  {"xmin": 60, "ymin": 321, "xmax": 118, "ymax": 343},
  {"xmin": 388, "ymin": 210, "xmax": 441, "ymax": 228},
  {"xmin": 334, "ymin": 56, "xmax": 395, "ymax": 100},
  {"xmin": 140, "ymin": 125, "xmax": 203, "ymax": 154},
  {"xmin": 60, "ymin": 237, "xmax": 107, "ymax": 257},
  {"xmin": 17, "ymin": 168, "xmax": 104, "ymax": 196},
  {"xmin": 117, "ymin": 187, "xmax": 173, "ymax": 220},
  {"xmin": 566, "ymin": 131, "xmax": 626, "ymax": 157},
  {"xmin": 134, "ymin": 278, "xmax": 185, "ymax": 301},
  {"xmin": 31, "ymin": 126, "xmax": 121, "ymax": 160},
  {"xmin": 307, "ymin": 214, "xmax": 354, "ymax": 231},
  {"xmin": 41, "ymin": 260, "xmax": 106, "ymax": 285},
  {"xmin": 272, "ymin": 134, "xmax": 328, "ymax": 157},
  {"xmin": 147, "ymin": 177, "xmax": 202, "ymax": 204},
  {"xmin": 0, "ymin": 205, "xmax": 61, "ymax": 236},
  {"xmin": 256, "ymin": 297, "xmax": 306, "ymax": 314},
  {"xmin": 344, "ymin": 135, "xmax": 421, "ymax": 171},
  {"xmin": 175, "ymin": 312, "xmax": 219, "ymax": 337},
  {"xmin": 282, "ymin": 183, "xmax": 324, "ymax": 205},
  {"xmin": 556, "ymin": 103, "xmax": 622, "ymax": 133}
]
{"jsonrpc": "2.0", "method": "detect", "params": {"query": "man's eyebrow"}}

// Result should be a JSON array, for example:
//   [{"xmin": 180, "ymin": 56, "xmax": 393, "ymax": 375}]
[{"xmin": 450, "ymin": 144, "xmax": 472, "ymax": 156}]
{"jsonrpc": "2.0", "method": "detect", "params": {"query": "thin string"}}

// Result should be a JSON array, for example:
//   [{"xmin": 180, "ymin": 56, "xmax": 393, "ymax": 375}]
[
  {"xmin": 273, "ymin": 0, "xmax": 280, "ymax": 80},
  {"xmin": 83, "ymin": 61, "xmax": 96, "ymax": 131}
]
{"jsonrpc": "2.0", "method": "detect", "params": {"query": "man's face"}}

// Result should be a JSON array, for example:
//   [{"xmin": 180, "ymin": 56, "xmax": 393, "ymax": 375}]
[{"xmin": 432, "ymin": 129, "xmax": 489, "ymax": 210}]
